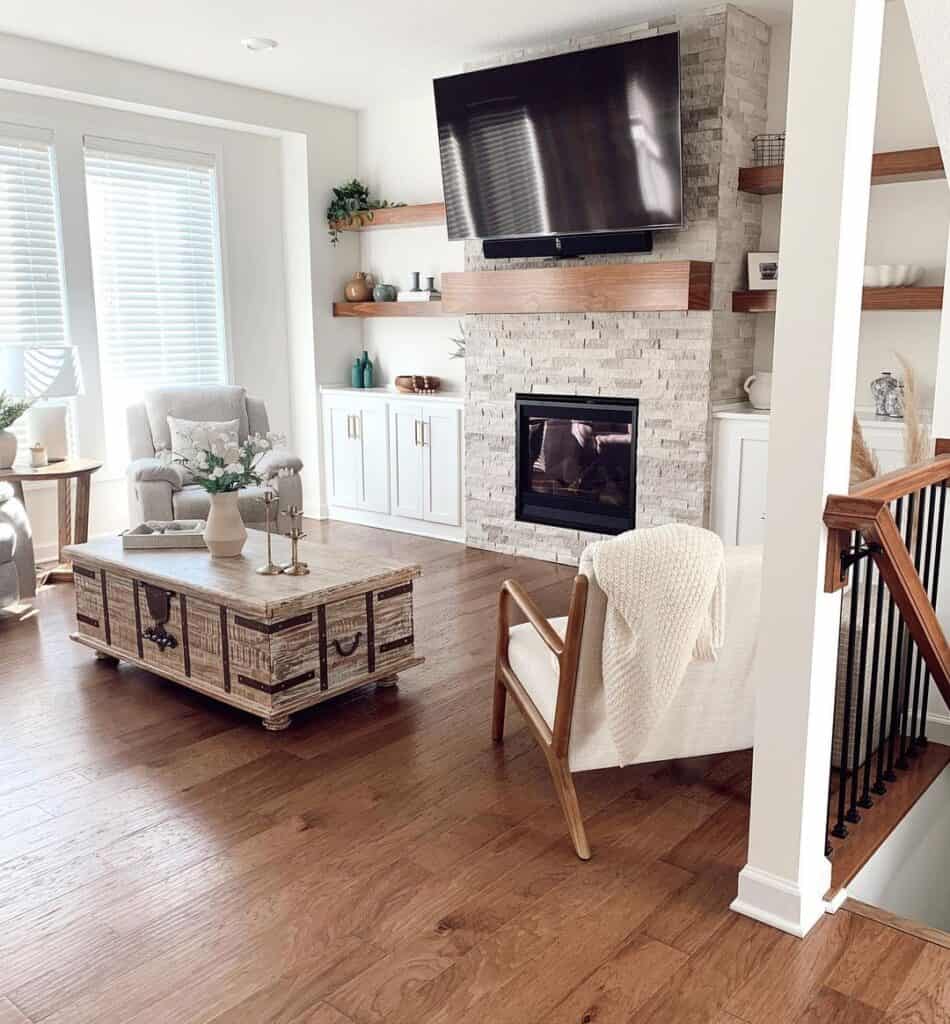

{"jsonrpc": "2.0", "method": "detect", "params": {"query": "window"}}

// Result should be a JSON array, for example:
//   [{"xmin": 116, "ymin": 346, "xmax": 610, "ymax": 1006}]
[
  {"xmin": 84, "ymin": 138, "xmax": 228, "ymax": 466},
  {"xmin": 0, "ymin": 124, "xmax": 70, "ymax": 455}
]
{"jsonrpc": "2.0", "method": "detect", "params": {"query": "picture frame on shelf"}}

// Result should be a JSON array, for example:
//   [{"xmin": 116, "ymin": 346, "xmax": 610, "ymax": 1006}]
[{"xmin": 747, "ymin": 252, "xmax": 779, "ymax": 291}]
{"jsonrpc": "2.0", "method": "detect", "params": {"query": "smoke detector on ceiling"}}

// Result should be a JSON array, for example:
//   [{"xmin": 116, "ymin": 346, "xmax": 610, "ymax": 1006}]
[{"xmin": 242, "ymin": 37, "xmax": 279, "ymax": 52}]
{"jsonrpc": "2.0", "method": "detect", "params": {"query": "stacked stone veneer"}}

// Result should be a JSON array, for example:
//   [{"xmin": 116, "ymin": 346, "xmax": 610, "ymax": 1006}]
[{"xmin": 464, "ymin": 4, "xmax": 769, "ymax": 563}]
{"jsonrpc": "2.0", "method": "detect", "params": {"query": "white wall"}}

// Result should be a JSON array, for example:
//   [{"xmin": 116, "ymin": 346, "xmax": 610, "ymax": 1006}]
[
  {"xmin": 754, "ymin": 2, "xmax": 948, "ymax": 411},
  {"xmin": 356, "ymin": 88, "xmax": 465, "ymax": 393},
  {"xmin": 0, "ymin": 31, "xmax": 360, "ymax": 552},
  {"xmin": 849, "ymin": 765, "xmax": 950, "ymax": 930}
]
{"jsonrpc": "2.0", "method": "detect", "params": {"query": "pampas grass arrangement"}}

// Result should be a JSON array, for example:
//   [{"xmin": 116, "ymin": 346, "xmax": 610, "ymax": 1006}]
[
  {"xmin": 896, "ymin": 352, "xmax": 930, "ymax": 467},
  {"xmin": 851, "ymin": 415, "xmax": 880, "ymax": 485}
]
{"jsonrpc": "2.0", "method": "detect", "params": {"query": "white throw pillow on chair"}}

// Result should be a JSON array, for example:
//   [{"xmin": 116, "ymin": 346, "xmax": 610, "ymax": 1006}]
[{"xmin": 166, "ymin": 416, "xmax": 240, "ymax": 480}]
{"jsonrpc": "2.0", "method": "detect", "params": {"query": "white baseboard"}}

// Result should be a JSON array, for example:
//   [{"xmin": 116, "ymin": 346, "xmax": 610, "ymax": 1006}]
[
  {"xmin": 326, "ymin": 505, "xmax": 465, "ymax": 543},
  {"xmin": 731, "ymin": 864, "xmax": 827, "ymax": 938},
  {"xmin": 926, "ymin": 712, "xmax": 950, "ymax": 745}
]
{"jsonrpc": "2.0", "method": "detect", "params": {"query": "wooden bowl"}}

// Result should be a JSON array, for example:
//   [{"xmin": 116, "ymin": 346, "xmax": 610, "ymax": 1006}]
[{"xmin": 395, "ymin": 375, "xmax": 441, "ymax": 394}]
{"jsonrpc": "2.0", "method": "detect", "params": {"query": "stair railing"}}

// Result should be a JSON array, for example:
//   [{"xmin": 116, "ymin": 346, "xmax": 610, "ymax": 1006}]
[{"xmin": 822, "ymin": 439, "xmax": 950, "ymax": 857}]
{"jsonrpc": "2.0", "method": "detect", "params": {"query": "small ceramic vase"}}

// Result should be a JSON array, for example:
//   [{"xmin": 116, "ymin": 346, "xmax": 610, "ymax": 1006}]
[
  {"xmin": 870, "ymin": 371, "xmax": 899, "ymax": 417},
  {"xmin": 204, "ymin": 491, "xmax": 247, "ymax": 558},
  {"xmin": 409, "ymin": 271, "xmax": 421, "ymax": 292},
  {"xmin": 373, "ymin": 283, "xmax": 397, "ymax": 302},
  {"xmin": 344, "ymin": 272, "xmax": 373, "ymax": 303},
  {"xmin": 351, "ymin": 358, "xmax": 363, "ymax": 388}
]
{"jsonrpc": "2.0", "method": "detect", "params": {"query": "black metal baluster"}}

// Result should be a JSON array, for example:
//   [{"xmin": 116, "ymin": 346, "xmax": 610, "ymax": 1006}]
[
  {"xmin": 908, "ymin": 485, "xmax": 936, "ymax": 757},
  {"xmin": 896, "ymin": 491, "xmax": 918, "ymax": 771},
  {"xmin": 847, "ymin": 547, "xmax": 874, "ymax": 822},
  {"xmin": 860, "ymin": 554, "xmax": 886, "ymax": 808},
  {"xmin": 878, "ymin": 497, "xmax": 904, "ymax": 790},
  {"xmin": 833, "ymin": 533, "xmax": 861, "ymax": 839},
  {"xmin": 920, "ymin": 481, "xmax": 948, "ymax": 746}
]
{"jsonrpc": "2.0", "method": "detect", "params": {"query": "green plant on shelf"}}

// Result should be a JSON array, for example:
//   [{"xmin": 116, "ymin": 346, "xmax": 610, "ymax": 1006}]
[{"xmin": 327, "ymin": 179, "xmax": 405, "ymax": 246}]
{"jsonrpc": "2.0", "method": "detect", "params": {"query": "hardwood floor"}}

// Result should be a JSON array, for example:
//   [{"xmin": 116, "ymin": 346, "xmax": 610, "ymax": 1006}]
[{"xmin": 0, "ymin": 521, "xmax": 948, "ymax": 1023}]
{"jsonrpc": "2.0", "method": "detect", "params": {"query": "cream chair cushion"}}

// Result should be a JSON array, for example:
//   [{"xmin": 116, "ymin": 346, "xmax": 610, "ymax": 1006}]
[{"xmin": 507, "ymin": 544, "xmax": 763, "ymax": 773}]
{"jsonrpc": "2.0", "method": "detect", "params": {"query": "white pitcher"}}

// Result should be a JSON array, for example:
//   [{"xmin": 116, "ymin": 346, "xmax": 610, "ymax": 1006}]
[{"xmin": 743, "ymin": 372, "xmax": 772, "ymax": 410}]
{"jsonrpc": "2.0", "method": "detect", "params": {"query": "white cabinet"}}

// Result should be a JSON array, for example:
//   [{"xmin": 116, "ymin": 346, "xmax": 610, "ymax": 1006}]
[
  {"xmin": 322, "ymin": 395, "xmax": 389, "ymax": 514},
  {"xmin": 323, "ymin": 389, "xmax": 464, "ymax": 541},
  {"xmin": 423, "ymin": 406, "xmax": 462, "ymax": 526},
  {"xmin": 389, "ymin": 403, "xmax": 462, "ymax": 527},
  {"xmin": 712, "ymin": 410, "xmax": 911, "ymax": 546}
]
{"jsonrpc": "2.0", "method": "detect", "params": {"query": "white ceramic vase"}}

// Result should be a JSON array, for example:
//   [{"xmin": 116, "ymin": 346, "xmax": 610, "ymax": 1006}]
[
  {"xmin": 0, "ymin": 429, "xmax": 16, "ymax": 470},
  {"xmin": 743, "ymin": 372, "xmax": 773, "ymax": 411},
  {"xmin": 204, "ymin": 490, "xmax": 247, "ymax": 558}
]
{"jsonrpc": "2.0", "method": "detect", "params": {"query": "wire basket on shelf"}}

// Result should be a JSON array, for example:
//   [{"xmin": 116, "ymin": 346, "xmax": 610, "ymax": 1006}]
[{"xmin": 752, "ymin": 132, "xmax": 786, "ymax": 166}]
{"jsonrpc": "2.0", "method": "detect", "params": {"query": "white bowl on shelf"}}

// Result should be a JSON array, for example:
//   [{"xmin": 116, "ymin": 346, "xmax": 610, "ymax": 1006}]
[{"xmin": 863, "ymin": 264, "xmax": 924, "ymax": 288}]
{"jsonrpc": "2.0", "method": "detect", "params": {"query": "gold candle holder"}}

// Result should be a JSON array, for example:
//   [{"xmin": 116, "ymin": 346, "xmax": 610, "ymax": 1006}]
[
  {"xmin": 255, "ymin": 488, "xmax": 282, "ymax": 575},
  {"xmin": 280, "ymin": 505, "xmax": 310, "ymax": 576}
]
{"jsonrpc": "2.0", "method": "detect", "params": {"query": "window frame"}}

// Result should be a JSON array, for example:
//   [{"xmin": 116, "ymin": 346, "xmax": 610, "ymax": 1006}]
[{"xmin": 82, "ymin": 134, "xmax": 234, "ymax": 471}]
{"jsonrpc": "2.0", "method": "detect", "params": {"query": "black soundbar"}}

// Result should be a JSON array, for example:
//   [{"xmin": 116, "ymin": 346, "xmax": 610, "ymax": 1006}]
[{"xmin": 482, "ymin": 231, "xmax": 653, "ymax": 260}]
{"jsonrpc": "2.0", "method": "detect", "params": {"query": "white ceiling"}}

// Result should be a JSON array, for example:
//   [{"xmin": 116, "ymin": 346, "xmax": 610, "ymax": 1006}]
[{"xmin": 0, "ymin": 0, "xmax": 793, "ymax": 110}]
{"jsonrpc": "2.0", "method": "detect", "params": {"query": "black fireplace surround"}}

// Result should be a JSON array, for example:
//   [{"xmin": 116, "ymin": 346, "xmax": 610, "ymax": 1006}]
[{"xmin": 515, "ymin": 393, "xmax": 638, "ymax": 535}]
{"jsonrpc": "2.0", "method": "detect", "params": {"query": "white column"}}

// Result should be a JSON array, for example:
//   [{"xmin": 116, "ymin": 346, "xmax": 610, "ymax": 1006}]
[
  {"xmin": 905, "ymin": 0, "xmax": 950, "ymax": 733},
  {"xmin": 732, "ymin": 0, "xmax": 885, "ymax": 937}
]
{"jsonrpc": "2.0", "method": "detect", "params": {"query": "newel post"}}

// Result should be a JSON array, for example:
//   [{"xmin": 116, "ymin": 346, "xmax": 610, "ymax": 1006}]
[{"xmin": 731, "ymin": 0, "xmax": 886, "ymax": 936}]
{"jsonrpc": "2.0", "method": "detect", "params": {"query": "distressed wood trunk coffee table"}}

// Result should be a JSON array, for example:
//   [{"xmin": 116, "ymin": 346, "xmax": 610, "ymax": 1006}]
[{"xmin": 64, "ymin": 532, "xmax": 422, "ymax": 730}]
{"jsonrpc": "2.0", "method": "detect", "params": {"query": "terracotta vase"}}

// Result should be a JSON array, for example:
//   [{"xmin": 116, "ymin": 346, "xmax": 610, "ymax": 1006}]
[
  {"xmin": 204, "ymin": 491, "xmax": 247, "ymax": 558},
  {"xmin": 344, "ymin": 272, "xmax": 373, "ymax": 303}
]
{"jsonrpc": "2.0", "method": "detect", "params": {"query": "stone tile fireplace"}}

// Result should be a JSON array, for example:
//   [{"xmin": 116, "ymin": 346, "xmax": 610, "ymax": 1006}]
[
  {"xmin": 515, "ymin": 394, "xmax": 638, "ymax": 535},
  {"xmin": 463, "ymin": 5, "xmax": 769, "ymax": 563}
]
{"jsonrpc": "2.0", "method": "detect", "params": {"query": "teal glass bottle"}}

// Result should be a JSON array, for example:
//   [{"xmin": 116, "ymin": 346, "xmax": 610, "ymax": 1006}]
[
  {"xmin": 351, "ymin": 357, "xmax": 363, "ymax": 388},
  {"xmin": 362, "ymin": 354, "xmax": 374, "ymax": 389}
]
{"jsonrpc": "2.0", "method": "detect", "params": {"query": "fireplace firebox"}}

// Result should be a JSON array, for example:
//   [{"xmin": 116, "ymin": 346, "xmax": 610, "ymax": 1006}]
[{"xmin": 515, "ymin": 394, "xmax": 638, "ymax": 535}]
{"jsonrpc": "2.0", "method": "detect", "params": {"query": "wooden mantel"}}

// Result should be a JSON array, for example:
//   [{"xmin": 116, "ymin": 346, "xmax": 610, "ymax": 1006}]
[{"xmin": 440, "ymin": 261, "xmax": 712, "ymax": 314}]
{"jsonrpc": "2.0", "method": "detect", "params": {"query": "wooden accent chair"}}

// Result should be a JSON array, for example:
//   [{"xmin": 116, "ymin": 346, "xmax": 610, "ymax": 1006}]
[{"xmin": 493, "ymin": 545, "xmax": 762, "ymax": 859}]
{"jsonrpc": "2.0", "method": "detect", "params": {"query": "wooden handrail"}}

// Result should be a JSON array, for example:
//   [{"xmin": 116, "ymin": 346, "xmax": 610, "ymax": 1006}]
[{"xmin": 823, "ymin": 438, "xmax": 950, "ymax": 708}]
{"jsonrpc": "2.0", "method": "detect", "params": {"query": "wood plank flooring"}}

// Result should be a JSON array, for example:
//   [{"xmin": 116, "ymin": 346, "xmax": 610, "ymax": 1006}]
[{"xmin": 0, "ymin": 521, "xmax": 948, "ymax": 1023}]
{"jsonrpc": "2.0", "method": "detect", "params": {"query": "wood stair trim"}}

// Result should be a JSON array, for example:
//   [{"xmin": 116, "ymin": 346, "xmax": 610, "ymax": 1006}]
[
  {"xmin": 739, "ymin": 146, "xmax": 945, "ymax": 195},
  {"xmin": 330, "ymin": 202, "xmax": 446, "ymax": 231},
  {"xmin": 733, "ymin": 286, "xmax": 944, "ymax": 313},
  {"xmin": 440, "ymin": 260, "xmax": 712, "ymax": 314},
  {"xmin": 844, "ymin": 897, "xmax": 950, "ymax": 951},
  {"xmin": 826, "ymin": 741, "xmax": 950, "ymax": 899},
  {"xmin": 332, "ymin": 301, "xmax": 449, "ymax": 318}
]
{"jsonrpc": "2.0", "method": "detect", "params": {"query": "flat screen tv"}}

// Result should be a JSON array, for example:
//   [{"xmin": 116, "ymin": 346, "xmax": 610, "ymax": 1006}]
[{"xmin": 433, "ymin": 32, "xmax": 683, "ymax": 244}]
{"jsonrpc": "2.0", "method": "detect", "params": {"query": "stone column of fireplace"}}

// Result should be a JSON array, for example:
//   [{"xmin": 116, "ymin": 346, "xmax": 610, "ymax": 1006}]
[{"xmin": 463, "ymin": 5, "xmax": 770, "ymax": 563}]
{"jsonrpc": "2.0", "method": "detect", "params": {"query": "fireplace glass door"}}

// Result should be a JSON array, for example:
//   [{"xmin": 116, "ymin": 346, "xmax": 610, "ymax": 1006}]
[{"xmin": 515, "ymin": 395, "xmax": 638, "ymax": 535}]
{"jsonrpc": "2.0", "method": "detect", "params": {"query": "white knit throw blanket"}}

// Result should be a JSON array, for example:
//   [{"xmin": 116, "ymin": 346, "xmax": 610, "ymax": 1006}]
[{"xmin": 589, "ymin": 524, "xmax": 726, "ymax": 765}]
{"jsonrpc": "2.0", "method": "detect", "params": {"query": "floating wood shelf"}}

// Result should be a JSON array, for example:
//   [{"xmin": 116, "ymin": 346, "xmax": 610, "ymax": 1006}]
[
  {"xmin": 738, "ymin": 146, "xmax": 945, "ymax": 195},
  {"xmin": 330, "ymin": 203, "xmax": 447, "ymax": 232},
  {"xmin": 733, "ymin": 286, "xmax": 944, "ymax": 313},
  {"xmin": 332, "ymin": 301, "xmax": 449, "ymax": 318},
  {"xmin": 440, "ymin": 261, "xmax": 712, "ymax": 314}
]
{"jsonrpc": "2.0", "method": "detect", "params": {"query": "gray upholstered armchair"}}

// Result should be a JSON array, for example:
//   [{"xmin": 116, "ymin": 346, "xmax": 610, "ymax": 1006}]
[
  {"xmin": 0, "ymin": 482, "xmax": 36, "ymax": 609},
  {"xmin": 126, "ymin": 385, "xmax": 303, "ymax": 533}
]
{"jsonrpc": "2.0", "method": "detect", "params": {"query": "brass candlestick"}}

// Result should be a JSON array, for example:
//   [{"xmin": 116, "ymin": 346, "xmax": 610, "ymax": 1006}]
[
  {"xmin": 280, "ymin": 505, "xmax": 310, "ymax": 576},
  {"xmin": 255, "ymin": 489, "xmax": 282, "ymax": 575}
]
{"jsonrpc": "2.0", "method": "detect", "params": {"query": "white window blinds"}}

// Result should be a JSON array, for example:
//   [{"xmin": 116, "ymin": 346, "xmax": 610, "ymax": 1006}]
[
  {"xmin": 0, "ymin": 125, "xmax": 69, "ymax": 456},
  {"xmin": 84, "ymin": 137, "xmax": 228, "ymax": 465}
]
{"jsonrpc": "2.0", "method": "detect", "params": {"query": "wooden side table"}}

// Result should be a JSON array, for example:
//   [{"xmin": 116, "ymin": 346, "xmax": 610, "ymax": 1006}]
[{"xmin": 0, "ymin": 458, "xmax": 102, "ymax": 583}]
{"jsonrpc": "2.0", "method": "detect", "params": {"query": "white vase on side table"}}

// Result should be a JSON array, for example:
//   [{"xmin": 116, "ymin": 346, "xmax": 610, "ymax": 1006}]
[
  {"xmin": 0, "ymin": 430, "xmax": 16, "ymax": 471},
  {"xmin": 204, "ymin": 491, "xmax": 247, "ymax": 558}
]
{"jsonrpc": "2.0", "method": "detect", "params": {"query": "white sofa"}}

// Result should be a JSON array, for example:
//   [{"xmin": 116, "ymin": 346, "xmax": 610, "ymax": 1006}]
[
  {"xmin": 126, "ymin": 385, "xmax": 303, "ymax": 532},
  {"xmin": 0, "ymin": 482, "xmax": 36, "ymax": 609}
]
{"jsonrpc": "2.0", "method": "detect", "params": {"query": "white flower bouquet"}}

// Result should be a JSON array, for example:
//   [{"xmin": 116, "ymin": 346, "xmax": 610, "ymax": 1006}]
[{"xmin": 159, "ymin": 427, "xmax": 285, "ymax": 495}]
